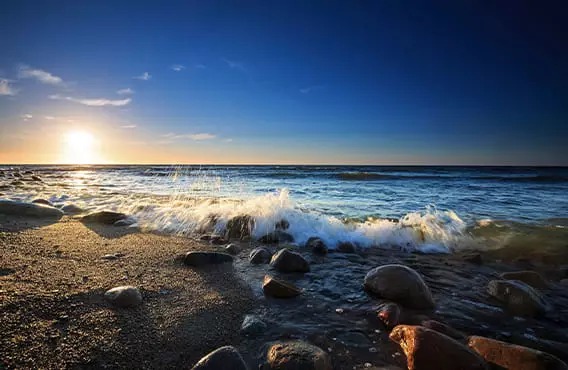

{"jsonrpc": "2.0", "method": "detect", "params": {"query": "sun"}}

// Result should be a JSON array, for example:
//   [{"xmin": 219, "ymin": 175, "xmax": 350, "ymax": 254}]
[{"xmin": 62, "ymin": 131, "xmax": 98, "ymax": 164}]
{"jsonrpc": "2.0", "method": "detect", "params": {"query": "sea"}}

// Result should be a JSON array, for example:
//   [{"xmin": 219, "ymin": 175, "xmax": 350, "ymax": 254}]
[{"xmin": 2, "ymin": 165, "xmax": 568, "ymax": 254}]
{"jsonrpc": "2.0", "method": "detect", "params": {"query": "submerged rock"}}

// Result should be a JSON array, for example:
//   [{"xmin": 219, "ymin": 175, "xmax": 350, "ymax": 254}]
[
  {"xmin": 421, "ymin": 320, "xmax": 465, "ymax": 340},
  {"xmin": 275, "ymin": 219, "xmax": 290, "ymax": 230},
  {"xmin": 463, "ymin": 253, "xmax": 483, "ymax": 265},
  {"xmin": 191, "ymin": 346, "xmax": 248, "ymax": 370},
  {"xmin": 364, "ymin": 264, "xmax": 435, "ymax": 309},
  {"xmin": 377, "ymin": 302, "xmax": 401, "ymax": 330},
  {"xmin": 270, "ymin": 249, "xmax": 309, "ymax": 273},
  {"xmin": 468, "ymin": 336, "xmax": 568, "ymax": 370},
  {"xmin": 306, "ymin": 237, "xmax": 328, "ymax": 255},
  {"xmin": 263, "ymin": 275, "xmax": 301, "ymax": 298},
  {"xmin": 184, "ymin": 252, "xmax": 233, "ymax": 267},
  {"xmin": 225, "ymin": 243, "xmax": 241, "ymax": 255},
  {"xmin": 249, "ymin": 247, "xmax": 272, "ymax": 264},
  {"xmin": 258, "ymin": 230, "xmax": 295, "ymax": 244},
  {"xmin": 389, "ymin": 325, "xmax": 488, "ymax": 370},
  {"xmin": 241, "ymin": 315, "xmax": 267, "ymax": 337},
  {"xmin": 82, "ymin": 211, "xmax": 128, "ymax": 224},
  {"xmin": 267, "ymin": 341, "xmax": 332, "ymax": 370},
  {"xmin": 225, "ymin": 215, "xmax": 255, "ymax": 240},
  {"xmin": 500, "ymin": 271, "xmax": 548, "ymax": 289},
  {"xmin": 336, "ymin": 242, "xmax": 356, "ymax": 253},
  {"xmin": 61, "ymin": 204, "xmax": 84, "ymax": 214},
  {"xmin": 0, "ymin": 200, "xmax": 64, "ymax": 218},
  {"xmin": 487, "ymin": 280, "xmax": 548, "ymax": 317},
  {"xmin": 104, "ymin": 286, "xmax": 142, "ymax": 308},
  {"xmin": 31, "ymin": 175, "xmax": 42, "ymax": 182}
]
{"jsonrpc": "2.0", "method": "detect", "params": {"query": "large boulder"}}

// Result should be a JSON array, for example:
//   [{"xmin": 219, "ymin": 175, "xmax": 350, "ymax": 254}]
[
  {"xmin": 389, "ymin": 325, "xmax": 488, "ymax": 370},
  {"xmin": 364, "ymin": 265, "xmax": 435, "ymax": 309},
  {"xmin": 267, "ymin": 341, "xmax": 332, "ymax": 370},
  {"xmin": 31, "ymin": 199, "xmax": 53, "ymax": 206},
  {"xmin": 249, "ymin": 247, "xmax": 272, "ymax": 264},
  {"xmin": 61, "ymin": 204, "xmax": 84, "ymax": 214},
  {"xmin": 225, "ymin": 215, "xmax": 255, "ymax": 240},
  {"xmin": 104, "ymin": 286, "xmax": 143, "ymax": 308},
  {"xmin": 306, "ymin": 237, "xmax": 328, "ymax": 255},
  {"xmin": 468, "ymin": 336, "xmax": 568, "ymax": 370},
  {"xmin": 184, "ymin": 252, "xmax": 233, "ymax": 267},
  {"xmin": 82, "ymin": 211, "xmax": 127, "ymax": 224},
  {"xmin": 263, "ymin": 275, "xmax": 301, "ymax": 298},
  {"xmin": 191, "ymin": 346, "xmax": 248, "ymax": 370},
  {"xmin": 0, "ymin": 200, "xmax": 63, "ymax": 218},
  {"xmin": 258, "ymin": 230, "xmax": 294, "ymax": 244},
  {"xmin": 500, "ymin": 271, "xmax": 548, "ymax": 289},
  {"xmin": 241, "ymin": 315, "xmax": 267, "ymax": 337},
  {"xmin": 270, "ymin": 249, "xmax": 309, "ymax": 273},
  {"xmin": 487, "ymin": 280, "xmax": 548, "ymax": 317}
]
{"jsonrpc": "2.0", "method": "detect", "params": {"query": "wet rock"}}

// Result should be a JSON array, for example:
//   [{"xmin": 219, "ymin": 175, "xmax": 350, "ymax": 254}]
[
  {"xmin": 82, "ymin": 211, "xmax": 128, "ymax": 224},
  {"xmin": 104, "ymin": 286, "xmax": 142, "ymax": 308},
  {"xmin": 306, "ymin": 237, "xmax": 328, "ymax": 255},
  {"xmin": 487, "ymin": 280, "xmax": 548, "ymax": 317},
  {"xmin": 513, "ymin": 257, "xmax": 536, "ymax": 270},
  {"xmin": 31, "ymin": 199, "xmax": 53, "ymax": 206},
  {"xmin": 364, "ymin": 264, "xmax": 435, "ymax": 309},
  {"xmin": 191, "ymin": 346, "xmax": 248, "ymax": 370},
  {"xmin": 0, "ymin": 200, "xmax": 64, "ymax": 218},
  {"xmin": 263, "ymin": 275, "xmax": 301, "ymax": 298},
  {"xmin": 225, "ymin": 215, "xmax": 255, "ymax": 240},
  {"xmin": 114, "ymin": 218, "xmax": 136, "ymax": 227},
  {"xmin": 389, "ymin": 325, "xmax": 488, "ymax": 370},
  {"xmin": 267, "ymin": 341, "xmax": 332, "ymax": 370},
  {"xmin": 560, "ymin": 279, "xmax": 568, "ymax": 287},
  {"xmin": 210, "ymin": 236, "xmax": 227, "ymax": 245},
  {"xmin": 468, "ymin": 336, "xmax": 568, "ymax": 370},
  {"xmin": 258, "ymin": 230, "xmax": 295, "ymax": 244},
  {"xmin": 270, "ymin": 249, "xmax": 310, "ymax": 273},
  {"xmin": 11, "ymin": 180, "xmax": 24, "ymax": 186},
  {"xmin": 421, "ymin": 320, "xmax": 465, "ymax": 340},
  {"xmin": 31, "ymin": 175, "xmax": 42, "ymax": 182},
  {"xmin": 250, "ymin": 247, "xmax": 272, "ymax": 264},
  {"xmin": 376, "ymin": 302, "xmax": 401, "ymax": 330},
  {"xmin": 275, "ymin": 219, "xmax": 290, "ymax": 230},
  {"xmin": 61, "ymin": 204, "xmax": 84, "ymax": 214},
  {"xmin": 13, "ymin": 172, "xmax": 22, "ymax": 178},
  {"xmin": 336, "ymin": 242, "xmax": 356, "ymax": 253},
  {"xmin": 184, "ymin": 252, "xmax": 233, "ymax": 267},
  {"xmin": 336, "ymin": 331, "xmax": 372, "ymax": 348},
  {"xmin": 500, "ymin": 271, "xmax": 548, "ymax": 289},
  {"xmin": 225, "ymin": 243, "xmax": 241, "ymax": 255},
  {"xmin": 101, "ymin": 254, "xmax": 119, "ymax": 260},
  {"xmin": 463, "ymin": 253, "xmax": 483, "ymax": 265},
  {"xmin": 241, "ymin": 315, "xmax": 267, "ymax": 337}
]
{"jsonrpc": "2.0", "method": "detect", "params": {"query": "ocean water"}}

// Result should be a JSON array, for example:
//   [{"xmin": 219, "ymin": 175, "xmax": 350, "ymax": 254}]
[{"xmin": 2, "ymin": 165, "xmax": 568, "ymax": 253}]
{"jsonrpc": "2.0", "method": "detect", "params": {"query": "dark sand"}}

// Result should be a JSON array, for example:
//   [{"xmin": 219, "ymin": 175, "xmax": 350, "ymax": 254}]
[{"xmin": 0, "ymin": 216, "xmax": 254, "ymax": 369}]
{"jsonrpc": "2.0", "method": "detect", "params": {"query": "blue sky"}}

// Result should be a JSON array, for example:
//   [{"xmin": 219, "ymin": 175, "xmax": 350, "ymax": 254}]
[{"xmin": 0, "ymin": 1, "xmax": 567, "ymax": 164}]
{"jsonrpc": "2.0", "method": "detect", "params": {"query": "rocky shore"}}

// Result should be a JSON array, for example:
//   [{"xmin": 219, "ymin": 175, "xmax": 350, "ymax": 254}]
[{"xmin": 1, "ymin": 197, "xmax": 568, "ymax": 369}]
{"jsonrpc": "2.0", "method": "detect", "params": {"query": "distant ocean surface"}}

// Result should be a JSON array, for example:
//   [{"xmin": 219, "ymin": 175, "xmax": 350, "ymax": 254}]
[{"xmin": 2, "ymin": 165, "xmax": 568, "ymax": 253}]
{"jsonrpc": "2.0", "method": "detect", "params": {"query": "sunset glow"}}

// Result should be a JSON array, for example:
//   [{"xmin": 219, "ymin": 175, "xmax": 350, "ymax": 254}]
[{"xmin": 62, "ymin": 131, "xmax": 97, "ymax": 164}]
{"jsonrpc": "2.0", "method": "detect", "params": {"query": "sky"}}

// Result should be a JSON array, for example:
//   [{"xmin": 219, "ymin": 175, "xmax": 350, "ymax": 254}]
[{"xmin": 0, "ymin": 1, "xmax": 567, "ymax": 165}]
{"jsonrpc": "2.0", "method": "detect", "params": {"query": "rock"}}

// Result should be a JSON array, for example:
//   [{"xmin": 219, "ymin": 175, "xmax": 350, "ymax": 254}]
[
  {"xmin": 336, "ymin": 242, "xmax": 356, "ymax": 253},
  {"xmin": 258, "ymin": 230, "xmax": 295, "ymax": 244},
  {"xmin": 191, "ymin": 346, "xmax": 248, "ymax": 370},
  {"xmin": 487, "ymin": 280, "xmax": 548, "ymax": 317},
  {"xmin": 61, "ymin": 204, "xmax": 84, "ymax": 214},
  {"xmin": 10, "ymin": 180, "xmax": 24, "ymax": 186},
  {"xmin": 263, "ymin": 275, "xmax": 301, "ymax": 298},
  {"xmin": 306, "ymin": 237, "xmax": 327, "ymax": 255},
  {"xmin": 377, "ymin": 302, "xmax": 401, "ymax": 330},
  {"xmin": 31, "ymin": 175, "xmax": 42, "ymax": 182},
  {"xmin": 463, "ymin": 253, "xmax": 483, "ymax": 265},
  {"xmin": 389, "ymin": 325, "xmax": 488, "ymax": 370},
  {"xmin": 31, "ymin": 199, "xmax": 53, "ymax": 206},
  {"xmin": 364, "ymin": 264, "xmax": 435, "ymax": 309},
  {"xmin": 267, "ymin": 341, "xmax": 332, "ymax": 370},
  {"xmin": 250, "ymin": 247, "xmax": 272, "ymax": 264},
  {"xmin": 101, "ymin": 254, "xmax": 119, "ymax": 260},
  {"xmin": 241, "ymin": 315, "xmax": 267, "ymax": 337},
  {"xmin": 13, "ymin": 172, "xmax": 22, "ymax": 177},
  {"xmin": 104, "ymin": 286, "xmax": 142, "ymax": 308},
  {"xmin": 225, "ymin": 243, "xmax": 241, "ymax": 255},
  {"xmin": 270, "ymin": 249, "xmax": 309, "ymax": 273},
  {"xmin": 0, "ymin": 200, "xmax": 64, "ymax": 218},
  {"xmin": 468, "ymin": 336, "xmax": 568, "ymax": 370},
  {"xmin": 275, "ymin": 219, "xmax": 290, "ymax": 230},
  {"xmin": 421, "ymin": 320, "xmax": 465, "ymax": 340},
  {"xmin": 82, "ymin": 211, "xmax": 128, "ymax": 224},
  {"xmin": 114, "ymin": 218, "xmax": 135, "ymax": 227},
  {"xmin": 560, "ymin": 279, "xmax": 568, "ymax": 287},
  {"xmin": 184, "ymin": 252, "xmax": 233, "ymax": 267},
  {"xmin": 500, "ymin": 271, "xmax": 548, "ymax": 289},
  {"xmin": 225, "ymin": 215, "xmax": 255, "ymax": 240}
]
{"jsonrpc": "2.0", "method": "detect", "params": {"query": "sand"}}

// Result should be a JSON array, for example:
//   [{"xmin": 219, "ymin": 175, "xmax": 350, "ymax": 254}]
[{"xmin": 0, "ymin": 216, "xmax": 254, "ymax": 369}]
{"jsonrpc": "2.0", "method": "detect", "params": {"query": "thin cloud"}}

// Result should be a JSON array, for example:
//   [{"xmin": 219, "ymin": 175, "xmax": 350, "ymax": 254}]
[
  {"xmin": 0, "ymin": 79, "xmax": 17, "ymax": 96},
  {"xmin": 44, "ymin": 116, "xmax": 55, "ymax": 120},
  {"xmin": 117, "ymin": 88, "xmax": 134, "ymax": 95},
  {"xmin": 195, "ymin": 64, "xmax": 207, "ymax": 69},
  {"xmin": 300, "ymin": 85, "xmax": 324, "ymax": 94},
  {"xmin": 49, "ymin": 94, "xmax": 131, "ymax": 107},
  {"xmin": 162, "ymin": 132, "xmax": 216, "ymax": 140},
  {"xmin": 221, "ymin": 58, "xmax": 245, "ymax": 71},
  {"xmin": 120, "ymin": 124, "xmax": 137, "ymax": 129},
  {"xmin": 134, "ymin": 72, "xmax": 151, "ymax": 80},
  {"xmin": 19, "ymin": 65, "xmax": 64, "ymax": 85},
  {"xmin": 21, "ymin": 114, "xmax": 33, "ymax": 121},
  {"xmin": 224, "ymin": 138, "xmax": 233, "ymax": 142},
  {"xmin": 171, "ymin": 64, "xmax": 185, "ymax": 72}
]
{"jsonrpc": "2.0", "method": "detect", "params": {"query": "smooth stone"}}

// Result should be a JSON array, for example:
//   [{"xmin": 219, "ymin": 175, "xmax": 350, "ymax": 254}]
[
  {"xmin": 225, "ymin": 215, "xmax": 255, "ymax": 240},
  {"xmin": 336, "ymin": 242, "xmax": 356, "ymax": 253},
  {"xmin": 267, "ymin": 341, "xmax": 332, "ymax": 370},
  {"xmin": 10, "ymin": 181, "xmax": 24, "ymax": 186},
  {"xmin": 61, "ymin": 204, "xmax": 84, "ymax": 214},
  {"xmin": 389, "ymin": 325, "xmax": 488, "ymax": 370},
  {"xmin": 82, "ymin": 211, "xmax": 128, "ymax": 224},
  {"xmin": 31, "ymin": 175, "xmax": 42, "ymax": 182},
  {"xmin": 377, "ymin": 302, "xmax": 401, "ymax": 330},
  {"xmin": 114, "ymin": 218, "xmax": 135, "ymax": 227},
  {"xmin": 270, "ymin": 249, "xmax": 309, "ymax": 273},
  {"xmin": 364, "ymin": 264, "xmax": 435, "ymax": 309},
  {"xmin": 104, "ymin": 286, "xmax": 142, "ymax": 308},
  {"xmin": 184, "ymin": 252, "xmax": 233, "ymax": 267},
  {"xmin": 241, "ymin": 315, "xmax": 267, "ymax": 337},
  {"xmin": 0, "ymin": 200, "xmax": 64, "ymax": 218},
  {"xmin": 249, "ymin": 247, "xmax": 272, "ymax": 264},
  {"xmin": 263, "ymin": 275, "xmax": 301, "ymax": 298},
  {"xmin": 191, "ymin": 346, "xmax": 248, "ymax": 370},
  {"xmin": 101, "ymin": 254, "xmax": 119, "ymax": 260},
  {"xmin": 421, "ymin": 320, "xmax": 465, "ymax": 340},
  {"xmin": 500, "ymin": 271, "xmax": 548, "ymax": 289},
  {"xmin": 31, "ymin": 199, "xmax": 53, "ymax": 206},
  {"xmin": 468, "ymin": 336, "xmax": 568, "ymax": 370},
  {"xmin": 487, "ymin": 280, "xmax": 548, "ymax": 317},
  {"xmin": 258, "ymin": 230, "xmax": 295, "ymax": 244},
  {"xmin": 225, "ymin": 243, "xmax": 241, "ymax": 255},
  {"xmin": 306, "ymin": 237, "xmax": 328, "ymax": 255}
]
